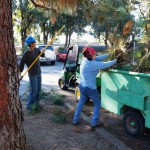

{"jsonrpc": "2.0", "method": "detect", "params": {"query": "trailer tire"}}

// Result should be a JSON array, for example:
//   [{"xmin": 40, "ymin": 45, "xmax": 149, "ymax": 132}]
[
  {"xmin": 123, "ymin": 110, "xmax": 145, "ymax": 137},
  {"xmin": 58, "ymin": 78, "xmax": 68, "ymax": 90},
  {"xmin": 75, "ymin": 85, "xmax": 80, "ymax": 101}
]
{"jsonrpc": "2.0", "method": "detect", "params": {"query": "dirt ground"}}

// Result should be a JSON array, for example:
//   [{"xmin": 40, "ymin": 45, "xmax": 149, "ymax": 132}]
[
  {"xmin": 21, "ymin": 92, "xmax": 118, "ymax": 150},
  {"xmin": 21, "ymin": 91, "xmax": 150, "ymax": 150},
  {"xmin": 80, "ymin": 103, "xmax": 150, "ymax": 150}
]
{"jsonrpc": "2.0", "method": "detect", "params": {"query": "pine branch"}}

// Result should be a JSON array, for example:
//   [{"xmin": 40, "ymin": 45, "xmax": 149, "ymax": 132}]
[{"xmin": 30, "ymin": 0, "xmax": 56, "ymax": 12}]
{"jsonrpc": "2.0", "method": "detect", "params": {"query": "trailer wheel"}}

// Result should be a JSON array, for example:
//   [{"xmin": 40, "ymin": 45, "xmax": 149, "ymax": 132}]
[
  {"xmin": 123, "ymin": 110, "xmax": 145, "ymax": 137},
  {"xmin": 58, "ymin": 78, "xmax": 68, "ymax": 90},
  {"xmin": 75, "ymin": 85, "xmax": 80, "ymax": 101}
]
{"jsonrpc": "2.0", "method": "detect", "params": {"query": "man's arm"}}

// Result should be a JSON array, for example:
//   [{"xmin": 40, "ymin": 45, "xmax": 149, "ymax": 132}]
[
  {"xmin": 95, "ymin": 54, "xmax": 110, "ymax": 61},
  {"xmin": 38, "ymin": 48, "xmax": 45, "ymax": 57},
  {"xmin": 91, "ymin": 59, "xmax": 117, "ymax": 70}
]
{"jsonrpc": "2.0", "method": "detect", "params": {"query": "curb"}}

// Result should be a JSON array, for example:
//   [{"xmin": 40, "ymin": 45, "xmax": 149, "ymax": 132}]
[{"xmin": 65, "ymin": 102, "xmax": 132, "ymax": 150}]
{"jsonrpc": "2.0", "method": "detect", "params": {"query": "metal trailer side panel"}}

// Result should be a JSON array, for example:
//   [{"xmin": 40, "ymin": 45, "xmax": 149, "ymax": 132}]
[{"xmin": 101, "ymin": 69, "xmax": 150, "ymax": 128}]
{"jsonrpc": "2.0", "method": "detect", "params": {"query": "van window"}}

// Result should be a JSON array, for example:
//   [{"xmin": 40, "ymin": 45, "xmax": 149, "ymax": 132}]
[{"xmin": 38, "ymin": 46, "xmax": 54, "ymax": 51}]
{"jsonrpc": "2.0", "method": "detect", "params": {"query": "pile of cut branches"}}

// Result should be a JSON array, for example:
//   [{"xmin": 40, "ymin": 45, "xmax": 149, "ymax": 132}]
[{"xmin": 109, "ymin": 20, "xmax": 150, "ymax": 74}]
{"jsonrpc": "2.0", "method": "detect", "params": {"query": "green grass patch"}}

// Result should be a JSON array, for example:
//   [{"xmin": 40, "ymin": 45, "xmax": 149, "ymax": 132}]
[
  {"xmin": 51, "ymin": 107, "xmax": 68, "ymax": 124},
  {"xmin": 27, "ymin": 104, "xmax": 43, "ymax": 115},
  {"xmin": 44, "ymin": 91, "xmax": 66, "ymax": 106},
  {"xmin": 27, "ymin": 108, "xmax": 41, "ymax": 115},
  {"xmin": 50, "ymin": 94, "xmax": 65, "ymax": 106},
  {"xmin": 39, "ymin": 90, "xmax": 47, "ymax": 99},
  {"xmin": 51, "ymin": 115, "xmax": 67, "ymax": 124},
  {"xmin": 28, "ymin": 109, "xmax": 39, "ymax": 115}
]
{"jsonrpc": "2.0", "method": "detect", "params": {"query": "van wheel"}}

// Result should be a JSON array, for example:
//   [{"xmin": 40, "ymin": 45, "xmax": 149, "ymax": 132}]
[
  {"xmin": 51, "ymin": 61, "xmax": 55, "ymax": 65},
  {"xmin": 75, "ymin": 85, "xmax": 80, "ymax": 101},
  {"xmin": 58, "ymin": 78, "xmax": 68, "ymax": 90},
  {"xmin": 123, "ymin": 110, "xmax": 145, "ymax": 137}
]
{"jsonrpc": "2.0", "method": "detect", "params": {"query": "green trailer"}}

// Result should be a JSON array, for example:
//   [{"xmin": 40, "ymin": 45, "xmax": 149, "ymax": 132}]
[
  {"xmin": 76, "ymin": 65, "xmax": 150, "ymax": 137},
  {"xmin": 100, "ymin": 68, "xmax": 150, "ymax": 137}
]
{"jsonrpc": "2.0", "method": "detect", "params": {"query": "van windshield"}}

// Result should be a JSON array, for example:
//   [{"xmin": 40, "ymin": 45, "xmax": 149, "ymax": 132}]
[{"xmin": 38, "ymin": 46, "xmax": 53, "ymax": 51}]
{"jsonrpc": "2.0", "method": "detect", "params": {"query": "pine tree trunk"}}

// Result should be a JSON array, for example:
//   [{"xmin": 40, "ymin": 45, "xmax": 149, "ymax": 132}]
[{"xmin": 0, "ymin": 0, "xmax": 28, "ymax": 149}]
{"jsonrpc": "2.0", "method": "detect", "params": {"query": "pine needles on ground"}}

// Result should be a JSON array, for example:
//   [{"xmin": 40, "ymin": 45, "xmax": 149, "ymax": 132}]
[
  {"xmin": 51, "ymin": 107, "xmax": 68, "ymax": 124},
  {"xmin": 52, "ymin": 94, "xmax": 65, "ymax": 106}
]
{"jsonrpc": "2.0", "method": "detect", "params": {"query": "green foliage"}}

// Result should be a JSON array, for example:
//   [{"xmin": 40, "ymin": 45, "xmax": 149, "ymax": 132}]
[
  {"xmin": 53, "ymin": 95, "xmax": 65, "ymax": 106},
  {"xmin": 51, "ymin": 107, "xmax": 67, "ymax": 124},
  {"xmin": 13, "ymin": 0, "xmax": 44, "ymax": 43},
  {"xmin": 51, "ymin": 114, "xmax": 67, "ymax": 124},
  {"xmin": 21, "ymin": 45, "xmax": 28, "ymax": 55},
  {"xmin": 56, "ymin": 7, "xmax": 89, "ymax": 46},
  {"xmin": 12, "ymin": 0, "xmax": 149, "ymax": 71},
  {"xmin": 91, "ymin": 0, "xmax": 134, "ymax": 45},
  {"xmin": 134, "ymin": 51, "xmax": 142, "ymax": 59},
  {"xmin": 39, "ymin": 90, "xmax": 47, "ymax": 99},
  {"xmin": 12, "ymin": 0, "xmax": 17, "ymax": 12},
  {"xmin": 132, "ymin": 0, "xmax": 150, "ymax": 71},
  {"xmin": 38, "ymin": 11, "xmax": 59, "ymax": 43},
  {"xmin": 27, "ymin": 109, "xmax": 39, "ymax": 115},
  {"xmin": 46, "ymin": 93, "xmax": 65, "ymax": 106},
  {"xmin": 27, "ymin": 104, "xmax": 43, "ymax": 115},
  {"xmin": 57, "ymin": 47, "xmax": 65, "ymax": 52}
]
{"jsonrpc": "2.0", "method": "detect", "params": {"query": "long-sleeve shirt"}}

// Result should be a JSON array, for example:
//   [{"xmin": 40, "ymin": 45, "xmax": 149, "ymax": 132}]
[
  {"xmin": 19, "ymin": 48, "xmax": 44, "ymax": 76},
  {"xmin": 80, "ymin": 54, "xmax": 117, "ymax": 89}
]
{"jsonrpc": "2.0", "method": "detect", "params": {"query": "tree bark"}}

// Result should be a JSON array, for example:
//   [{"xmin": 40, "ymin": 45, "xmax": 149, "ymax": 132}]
[
  {"xmin": 104, "ymin": 29, "xmax": 108, "ymax": 48},
  {"xmin": 0, "ymin": 0, "xmax": 28, "ymax": 149},
  {"xmin": 42, "ymin": 22, "xmax": 48, "ymax": 44}
]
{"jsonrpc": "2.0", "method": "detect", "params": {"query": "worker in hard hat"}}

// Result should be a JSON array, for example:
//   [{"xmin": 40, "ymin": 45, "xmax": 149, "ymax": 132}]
[
  {"xmin": 19, "ymin": 36, "xmax": 45, "ymax": 110},
  {"xmin": 73, "ymin": 47, "xmax": 117, "ymax": 129}
]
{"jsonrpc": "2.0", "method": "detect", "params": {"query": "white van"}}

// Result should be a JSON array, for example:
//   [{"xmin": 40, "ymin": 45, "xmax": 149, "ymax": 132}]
[{"xmin": 38, "ymin": 45, "xmax": 56, "ymax": 65}]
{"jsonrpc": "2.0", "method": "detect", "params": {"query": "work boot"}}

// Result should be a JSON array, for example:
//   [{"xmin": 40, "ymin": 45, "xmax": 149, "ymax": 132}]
[{"xmin": 91, "ymin": 122, "xmax": 104, "ymax": 131}]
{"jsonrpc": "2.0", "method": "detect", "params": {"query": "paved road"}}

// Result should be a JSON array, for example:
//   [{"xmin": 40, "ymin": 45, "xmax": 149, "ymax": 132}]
[{"xmin": 19, "ymin": 61, "xmax": 74, "ymax": 98}]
